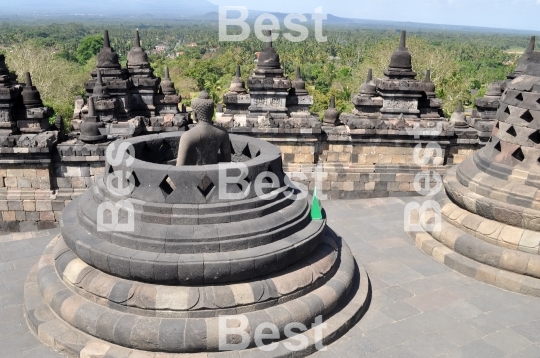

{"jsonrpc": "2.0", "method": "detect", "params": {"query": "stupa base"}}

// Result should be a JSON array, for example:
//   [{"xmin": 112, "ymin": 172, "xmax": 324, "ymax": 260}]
[{"xmin": 25, "ymin": 233, "xmax": 371, "ymax": 358}]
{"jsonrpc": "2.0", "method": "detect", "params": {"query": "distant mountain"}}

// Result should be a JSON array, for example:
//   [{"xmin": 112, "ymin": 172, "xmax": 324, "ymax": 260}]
[
  {"xmin": 192, "ymin": 11, "xmax": 533, "ymax": 35},
  {"xmin": 0, "ymin": 1, "xmax": 534, "ymax": 35},
  {"xmin": 2, "ymin": 0, "xmax": 218, "ymax": 17}
]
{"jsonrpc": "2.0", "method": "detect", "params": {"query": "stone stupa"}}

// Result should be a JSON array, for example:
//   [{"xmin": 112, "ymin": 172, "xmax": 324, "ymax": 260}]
[
  {"xmin": 219, "ymin": 32, "xmax": 321, "ymax": 130},
  {"xmin": 72, "ymin": 30, "xmax": 189, "ymax": 136},
  {"xmin": 470, "ymin": 36, "xmax": 538, "ymax": 144},
  {"xmin": 340, "ymin": 31, "xmax": 451, "ymax": 136},
  {"xmin": 409, "ymin": 50, "xmax": 540, "ymax": 297},
  {"xmin": 25, "ymin": 93, "xmax": 370, "ymax": 357}
]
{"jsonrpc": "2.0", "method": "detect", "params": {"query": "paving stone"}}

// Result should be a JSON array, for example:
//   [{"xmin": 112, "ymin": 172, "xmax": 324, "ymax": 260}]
[
  {"xmin": 399, "ymin": 278, "xmax": 443, "ymax": 295},
  {"xmin": 311, "ymin": 348, "xmax": 340, "ymax": 358},
  {"xmin": 356, "ymin": 310, "xmax": 394, "ymax": 332},
  {"xmin": 376, "ymin": 267, "xmax": 424, "ymax": 286},
  {"xmin": 363, "ymin": 259, "xmax": 406, "ymax": 275},
  {"xmin": 368, "ymin": 344, "xmax": 420, "ymax": 358},
  {"xmin": 410, "ymin": 262, "xmax": 452, "ymax": 277},
  {"xmin": 0, "ymin": 316, "xmax": 30, "ymax": 339},
  {"xmin": 378, "ymin": 285, "xmax": 413, "ymax": 302},
  {"xmin": 440, "ymin": 300, "xmax": 484, "ymax": 321},
  {"xmin": 437, "ymin": 322, "xmax": 485, "ymax": 347},
  {"xmin": 486, "ymin": 306, "xmax": 540, "ymax": 327},
  {"xmin": 363, "ymin": 319, "xmax": 424, "ymax": 349},
  {"xmin": 404, "ymin": 288, "xmax": 461, "ymax": 312},
  {"xmin": 483, "ymin": 328, "xmax": 534, "ymax": 355},
  {"xmin": 504, "ymin": 343, "xmax": 540, "ymax": 358},
  {"xmin": 379, "ymin": 301, "xmax": 421, "ymax": 321},
  {"xmin": 403, "ymin": 332, "xmax": 458, "ymax": 357},
  {"xmin": 445, "ymin": 339, "xmax": 506, "ymax": 358},
  {"xmin": 328, "ymin": 335, "xmax": 380, "ymax": 358},
  {"xmin": 21, "ymin": 345, "xmax": 64, "ymax": 357},
  {"xmin": 0, "ymin": 331, "xmax": 43, "ymax": 357},
  {"xmin": 512, "ymin": 320, "xmax": 540, "ymax": 343},
  {"xmin": 466, "ymin": 293, "xmax": 516, "ymax": 313},
  {"xmin": 367, "ymin": 291, "xmax": 394, "ymax": 311}
]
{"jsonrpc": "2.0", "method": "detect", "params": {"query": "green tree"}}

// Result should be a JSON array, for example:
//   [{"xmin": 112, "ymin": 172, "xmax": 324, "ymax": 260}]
[
  {"xmin": 6, "ymin": 41, "xmax": 88, "ymax": 125},
  {"xmin": 76, "ymin": 35, "xmax": 103, "ymax": 64}
]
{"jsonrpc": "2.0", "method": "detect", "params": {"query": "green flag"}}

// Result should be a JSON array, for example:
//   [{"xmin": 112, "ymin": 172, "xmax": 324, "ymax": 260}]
[{"xmin": 311, "ymin": 187, "xmax": 323, "ymax": 220}]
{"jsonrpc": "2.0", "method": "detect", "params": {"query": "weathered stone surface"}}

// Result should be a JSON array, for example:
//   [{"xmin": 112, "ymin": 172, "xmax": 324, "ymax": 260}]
[{"xmin": 27, "ymin": 131, "xmax": 365, "ymax": 356}]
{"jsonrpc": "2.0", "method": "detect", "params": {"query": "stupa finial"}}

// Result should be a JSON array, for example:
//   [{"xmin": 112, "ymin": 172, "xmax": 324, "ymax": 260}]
[
  {"xmin": 366, "ymin": 69, "xmax": 373, "ymax": 82},
  {"xmin": 103, "ymin": 30, "xmax": 111, "ymax": 48},
  {"xmin": 134, "ymin": 30, "xmax": 141, "ymax": 48},
  {"xmin": 527, "ymin": 36, "xmax": 536, "ymax": 53},
  {"xmin": 425, "ymin": 69, "xmax": 432, "ymax": 82},
  {"xmin": 456, "ymin": 100, "xmax": 463, "ymax": 113},
  {"xmin": 266, "ymin": 30, "xmax": 273, "ymax": 49},
  {"xmin": 87, "ymin": 96, "xmax": 95, "ymax": 117},
  {"xmin": 236, "ymin": 65, "xmax": 241, "ymax": 78},
  {"xmin": 399, "ymin": 30, "xmax": 407, "ymax": 49},
  {"xmin": 25, "ymin": 72, "xmax": 33, "ymax": 87},
  {"xmin": 164, "ymin": 66, "xmax": 170, "ymax": 80}
]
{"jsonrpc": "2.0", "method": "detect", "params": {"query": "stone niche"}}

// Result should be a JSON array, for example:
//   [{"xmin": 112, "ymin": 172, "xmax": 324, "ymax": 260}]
[{"xmin": 24, "ymin": 132, "xmax": 371, "ymax": 357}]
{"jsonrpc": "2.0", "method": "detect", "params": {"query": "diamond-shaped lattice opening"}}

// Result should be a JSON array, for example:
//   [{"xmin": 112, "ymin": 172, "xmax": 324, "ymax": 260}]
[
  {"xmin": 495, "ymin": 121, "xmax": 500, "ymax": 129},
  {"xmin": 131, "ymin": 172, "xmax": 141, "ymax": 188},
  {"xmin": 521, "ymin": 110, "xmax": 534, "ymax": 123},
  {"xmin": 494, "ymin": 141, "xmax": 501, "ymax": 152},
  {"xmin": 108, "ymin": 165, "xmax": 114, "ymax": 174},
  {"xmin": 197, "ymin": 175, "xmax": 215, "ymax": 198},
  {"xmin": 512, "ymin": 147, "xmax": 525, "ymax": 162},
  {"xmin": 506, "ymin": 126, "xmax": 517, "ymax": 137},
  {"xmin": 488, "ymin": 137, "xmax": 493, "ymax": 143},
  {"xmin": 263, "ymin": 164, "xmax": 276, "ymax": 184},
  {"xmin": 504, "ymin": 106, "xmax": 511, "ymax": 115},
  {"xmin": 238, "ymin": 175, "xmax": 251, "ymax": 191},
  {"xmin": 530, "ymin": 131, "xmax": 540, "ymax": 144},
  {"xmin": 248, "ymin": 144, "xmax": 261, "ymax": 158},
  {"xmin": 230, "ymin": 141, "xmax": 253, "ymax": 162},
  {"xmin": 241, "ymin": 144, "xmax": 252, "ymax": 159},
  {"xmin": 516, "ymin": 93, "xmax": 524, "ymax": 101},
  {"xmin": 159, "ymin": 175, "xmax": 176, "ymax": 196}
]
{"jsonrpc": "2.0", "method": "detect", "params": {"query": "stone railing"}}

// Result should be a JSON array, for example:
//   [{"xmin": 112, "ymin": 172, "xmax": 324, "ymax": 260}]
[{"xmin": 0, "ymin": 128, "xmax": 480, "ymax": 232}]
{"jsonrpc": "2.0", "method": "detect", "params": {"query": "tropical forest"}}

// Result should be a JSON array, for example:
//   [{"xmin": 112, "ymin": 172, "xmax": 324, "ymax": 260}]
[{"xmin": 0, "ymin": 19, "xmax": 532, "ymax": 125}]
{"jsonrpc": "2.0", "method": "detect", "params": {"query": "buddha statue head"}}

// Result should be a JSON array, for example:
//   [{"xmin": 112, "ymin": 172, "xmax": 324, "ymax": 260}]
[{"xmin": 192, "ymin": 91, "xmax": 215, "ymax": 123}]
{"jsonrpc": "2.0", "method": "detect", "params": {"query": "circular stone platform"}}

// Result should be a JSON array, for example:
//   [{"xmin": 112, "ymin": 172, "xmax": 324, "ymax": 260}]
[
  {"xmin": 25, "ymin": 132, "xmax": 370, "ymax": 357},
  {"xmin": 408, "ymin": 74, "xmax": 540, "ymax": 297}
]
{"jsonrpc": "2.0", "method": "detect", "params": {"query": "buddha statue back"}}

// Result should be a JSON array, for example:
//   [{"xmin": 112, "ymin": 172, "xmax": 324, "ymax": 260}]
[{"xmin": 176, "ymin": 91, "xmax": 231, "ymax": 165}]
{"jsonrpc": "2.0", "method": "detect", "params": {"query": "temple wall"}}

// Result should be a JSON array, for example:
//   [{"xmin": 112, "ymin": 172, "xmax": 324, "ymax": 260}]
[
  {"xmin": 0, "ymin": 134, "xmax": 479, "ymax": 232},
  {"xmin": 0, "ymin": 147, "xmax": 106, "ymax": 232}
]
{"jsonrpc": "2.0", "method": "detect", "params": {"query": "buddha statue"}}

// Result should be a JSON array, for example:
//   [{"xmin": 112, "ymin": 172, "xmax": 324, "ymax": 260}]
[{"xmin": 176, "ymin": 91, "xmax": 231, "ymax": 166}]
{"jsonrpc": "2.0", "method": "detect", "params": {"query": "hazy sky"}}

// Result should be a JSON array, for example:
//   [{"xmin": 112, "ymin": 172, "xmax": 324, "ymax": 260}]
[{"xmin": 209, "ymin": 0, "xmax": 540, "ymax": 31}]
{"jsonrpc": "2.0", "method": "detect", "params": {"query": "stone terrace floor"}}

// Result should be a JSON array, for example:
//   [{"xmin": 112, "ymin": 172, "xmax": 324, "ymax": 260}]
[{"xmin": 1, "ymin": 197, "xmax": 540, "ymax": 357}]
